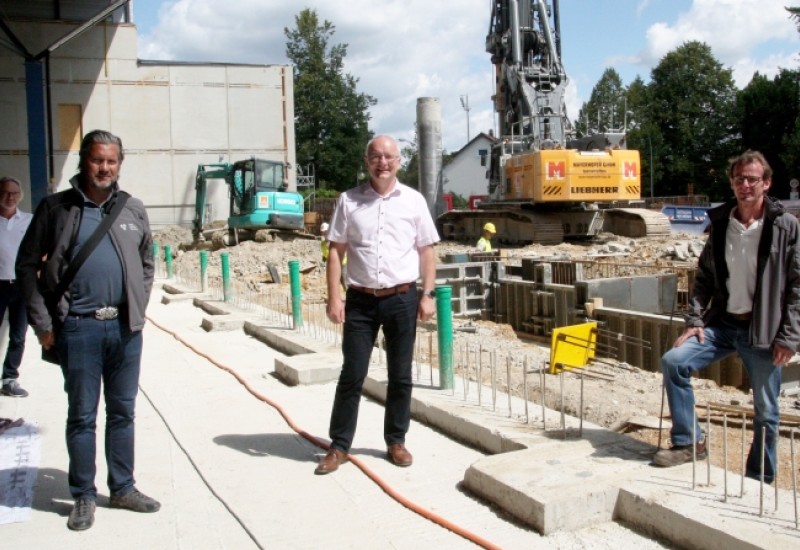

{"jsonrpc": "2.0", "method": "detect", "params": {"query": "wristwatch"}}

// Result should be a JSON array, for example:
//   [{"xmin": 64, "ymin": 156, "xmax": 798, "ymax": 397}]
[{"xmin": 422, "ymin": 289, "xmax": 435, "ymax": 298}]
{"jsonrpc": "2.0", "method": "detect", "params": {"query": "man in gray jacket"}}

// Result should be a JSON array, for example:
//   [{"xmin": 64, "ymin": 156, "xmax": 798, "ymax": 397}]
[
  {"xmin": 655, "ymin": 150, "xmax": 800, "ymax": 485},
  {"xmin": 16, "ymin": 130, "xmax": 158, "ymax": 530}
]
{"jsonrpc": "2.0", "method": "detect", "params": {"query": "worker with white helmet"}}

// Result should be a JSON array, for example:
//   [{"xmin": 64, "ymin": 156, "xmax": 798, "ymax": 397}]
[
  {"xmin": 476, "ymin": 222, "xmax": 496, "ymax": 252},
  {"xmin": 320, "ymin": 222, "xmax": 331, "ymax": 262}
]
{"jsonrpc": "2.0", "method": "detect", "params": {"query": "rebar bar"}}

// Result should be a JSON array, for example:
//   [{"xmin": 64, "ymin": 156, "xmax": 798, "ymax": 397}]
[
  {"xmin": 506, "ymin": 356, "xmax": 512, "ymax": 417},
  {"xmin": 707, "ymin": 403, "xmax": 711, "ymax": 486},
  {"xmin": 523, "ymin": 356, "xmax": 529, "ymax": 424},
  {"xmin": 792, "ymin": 427, "xmax": 798, "ymax": 529},
  {"xmin": 723, "ymin": 413, "xmax": 728, "ymax": 503},
  {"xmin": 741, "ymin": 412, "xmax": 747, "ymax": 498},
  {"xmin": 759, "ymin": 427, "xmax": 766, "ymax": 517}
]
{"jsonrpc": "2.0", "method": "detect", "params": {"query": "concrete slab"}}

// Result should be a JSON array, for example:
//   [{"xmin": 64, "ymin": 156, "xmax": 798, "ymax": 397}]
[
  {"xmin": 618, "ymin": 465, "xmax": 800, "ymax": 550},
  {"xmin": 275, "ymin": 351, "xmax": 342, "ymax": 386},
  {"xmin": 462, "ymin": 437, "xmax": 654, "ymax": 534}
]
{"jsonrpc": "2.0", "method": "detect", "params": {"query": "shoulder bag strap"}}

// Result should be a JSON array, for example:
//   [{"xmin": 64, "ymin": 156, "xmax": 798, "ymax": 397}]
[{"xmin": 52, "ymin": 191, "xmax": 130, "ymax": 300}]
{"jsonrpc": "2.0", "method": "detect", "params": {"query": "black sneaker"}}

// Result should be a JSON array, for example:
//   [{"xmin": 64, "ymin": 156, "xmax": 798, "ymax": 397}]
[
  {"xmin": 1, "ymin": 379, "xmax": 28, "ymax": 398},
  {"xmin": 109, "ymin": 489, "xmax": 161, "ymax": 513},
  {"xmin": 67, "ymin": 498, "xmax": 96, "ymax": 531},
  {"xmin": 653, "ymin": 438, "xmax": 707, "ymax": 467}
]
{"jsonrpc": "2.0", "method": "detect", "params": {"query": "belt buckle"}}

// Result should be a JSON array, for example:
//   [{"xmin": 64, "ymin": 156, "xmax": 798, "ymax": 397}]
[{"xmin": 94, "ymin": 306, "xmax": 119, "ymax": 320}]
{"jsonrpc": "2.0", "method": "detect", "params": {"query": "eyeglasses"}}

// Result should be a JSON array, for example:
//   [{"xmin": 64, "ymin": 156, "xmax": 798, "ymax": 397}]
[
  {"xmin": 0, "ymin": 191, "xmax": 20, "ymax": 198},
  {"xmin": 367, "ymin": 154, "xmax": 399, "ymax": 163},
  {"xmin": 732, "ymin": 175, "xmax": 763, "ymax": 186}
]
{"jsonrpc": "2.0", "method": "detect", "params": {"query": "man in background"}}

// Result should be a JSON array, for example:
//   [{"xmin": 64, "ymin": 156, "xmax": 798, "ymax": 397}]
[{"xmin": 0, "ymin": 176, "xmax": 32, "ymax": 397}]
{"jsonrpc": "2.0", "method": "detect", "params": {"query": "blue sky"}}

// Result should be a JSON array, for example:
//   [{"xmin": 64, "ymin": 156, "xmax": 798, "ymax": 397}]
[{"xmin": 132, "ymin": 0, "xmax": 798, "ymax": 153}]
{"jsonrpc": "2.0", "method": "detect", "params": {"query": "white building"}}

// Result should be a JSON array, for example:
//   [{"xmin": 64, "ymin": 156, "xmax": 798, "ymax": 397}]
[
  {"xmin": 441, "ymin": 132, "xmax": 496, "ymax": 203},
  {"xmin": 0, "ymin": 1, "xmax": 295, "ymax": 227}
]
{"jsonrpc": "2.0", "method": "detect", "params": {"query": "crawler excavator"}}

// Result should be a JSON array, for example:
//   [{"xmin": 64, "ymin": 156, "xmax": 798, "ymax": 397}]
[{"xmin": 438, "ymin": 0, "xmax": 670, "ymax": 245}]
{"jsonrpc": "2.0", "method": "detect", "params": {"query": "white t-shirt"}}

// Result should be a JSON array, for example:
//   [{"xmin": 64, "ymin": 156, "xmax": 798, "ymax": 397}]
[{"xmin": 725, "ymin": 211, "xmax": 763, "ymax": 315}]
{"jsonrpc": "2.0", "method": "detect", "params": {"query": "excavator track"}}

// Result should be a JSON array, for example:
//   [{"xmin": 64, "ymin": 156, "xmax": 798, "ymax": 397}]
[{"xmin": 602, "ymin": 208, "xmax": 672, "ymax": 238}]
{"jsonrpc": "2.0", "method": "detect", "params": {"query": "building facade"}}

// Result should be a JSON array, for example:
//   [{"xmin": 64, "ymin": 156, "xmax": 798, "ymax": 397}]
[{"xmin": 0, "ymin": 1, "xmax": 296, "ymax": 227}]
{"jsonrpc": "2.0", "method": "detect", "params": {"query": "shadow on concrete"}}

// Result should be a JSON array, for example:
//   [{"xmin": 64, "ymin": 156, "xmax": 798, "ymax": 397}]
[
  {"xmin": 213, "ymin": 433, "xmax": 314, "ymax": 462},
  {"xmin": 30, "ymin": 467, "xmax": 72, "ymax": 517}
]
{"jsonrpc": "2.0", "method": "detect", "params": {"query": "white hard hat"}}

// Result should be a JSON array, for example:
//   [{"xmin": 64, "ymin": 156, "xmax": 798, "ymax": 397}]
[{"xmin": 320, "ymin": 222, "xmax": 330, "ymax": 233}]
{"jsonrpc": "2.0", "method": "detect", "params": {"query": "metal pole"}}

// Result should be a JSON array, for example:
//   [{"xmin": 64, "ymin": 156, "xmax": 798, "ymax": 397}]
[
  {"xmin": 760, "ymin": 427, "xmax": 766, "ymax": 517},
  {"xmin": 707, "ymin": 403, "xmax": 711, "ymax": 486}
]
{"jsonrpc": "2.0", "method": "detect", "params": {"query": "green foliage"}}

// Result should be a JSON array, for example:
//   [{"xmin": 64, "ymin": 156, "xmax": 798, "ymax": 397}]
[
  {"xmin": 575, "ymin": 68, "xmax": 627, "ymax": 136},
  {"xmin": 647, "ymin": 42, "xmax": 739, "ymax": 200},
  {"xmin": 285, "ymin": 9, "xmax": 376, "ymax": 192},
  {"xmin": 738, "ymin": 69, "xmax": 800, "ymax": 197}
]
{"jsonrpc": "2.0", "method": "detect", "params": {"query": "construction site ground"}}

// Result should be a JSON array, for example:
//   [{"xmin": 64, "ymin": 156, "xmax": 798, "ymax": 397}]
[{"xmin": 153, "ymin": 225, "xmax": 800, "ymax": 493}]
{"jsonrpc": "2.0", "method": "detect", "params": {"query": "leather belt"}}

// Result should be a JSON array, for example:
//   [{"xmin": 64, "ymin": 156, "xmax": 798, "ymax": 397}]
[
  {"xmin": 727, "ymin": 311, "xmax": 752, "ymax": 321},
  {"xmin": 69, "ymin": 306, "xmax": 121, "ymax": 320},
  {"xmin": 350, "ymin": 283, "xmax": 413, "ymax": 297}
]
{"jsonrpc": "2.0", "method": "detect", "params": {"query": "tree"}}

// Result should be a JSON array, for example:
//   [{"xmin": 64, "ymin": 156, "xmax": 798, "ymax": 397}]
[
  {"xmin": 285, "ymin": 9, "xmax": 376, "ymax": 191},
  {"xmin": 646, "ymin": 41, "xmax": 739, "ymax": 199},
  {"xmin": 737, "ymin": 69, "xmax": 800, "ymax": 198},
  {"xmin": 575, "ymin": 68, "xmax": 626, "ymax": 136}
]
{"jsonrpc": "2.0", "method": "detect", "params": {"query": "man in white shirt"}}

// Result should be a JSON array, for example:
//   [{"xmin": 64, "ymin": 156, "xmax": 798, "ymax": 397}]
[
  {"xmin": 315, "ymin": 135, "xmax": 440, "ymax": 474},
  {"xmin": 655, "ymin": 150, "xmax": 800, "ymax": 485},
  {"xmin": 0, "ymin": 176, "xmax": 33, "ymax": 397}
]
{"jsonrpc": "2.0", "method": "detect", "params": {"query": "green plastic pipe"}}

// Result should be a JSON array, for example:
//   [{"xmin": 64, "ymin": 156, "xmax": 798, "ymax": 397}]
[
  {"xmin": 289, "ymin": 260, "xmax": 303, "ymax": 328},
  {"xmin": 164, "ymin": 245, "xmax": 173, "ymax": 279},
  {"xmin": 436, "ymin": 285, "xmax": 454, "ymax": 390},
  {"xmin": 221, "ymin": 252, "xmax": 232, "ymax": 302},
  {"xmin": 200, "ymin": 250, "xmax": 208, "ymax": 293}
]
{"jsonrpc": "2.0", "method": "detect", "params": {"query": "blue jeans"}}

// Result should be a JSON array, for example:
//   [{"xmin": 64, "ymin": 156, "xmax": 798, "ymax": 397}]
[
  {"xmin": 0, "ymin": 281, "xmax": 27, "ymax": 380},
  {"xmin": 57, "ymin": 315, "xmax": 143, "ymax": 500},
  {"xmin": 661, "ymin": 317, "xmax": 781, "ymax": 483},
  {"xmin": 328, "ymin": 285, "xmax": 418, "ymax": 453}
]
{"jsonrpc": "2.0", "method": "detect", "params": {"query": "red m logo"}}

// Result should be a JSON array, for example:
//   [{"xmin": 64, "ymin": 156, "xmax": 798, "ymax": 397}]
[
  {"xmin": 547, "ymin": 161, "xmax": 565, "ymax": 179},
  {"xmin": 623, "ymin": 162, "xmax": 638, "ymax": 179}
]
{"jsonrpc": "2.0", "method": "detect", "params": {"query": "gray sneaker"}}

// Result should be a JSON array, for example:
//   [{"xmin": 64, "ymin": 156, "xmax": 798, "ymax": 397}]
[
  {"xmin": 653, "ymin": 438, "xmax": 707, "ymax": 467},
  {"xmin": 109, "ymin": 489, "xmax": 161, "ymax": 513},
  {"xmin": 67, "ymin": 498, "xmax": 96, "ymax": 531},
  {"xmin": 1, "ymin": 379, "xmax": 28, "ymax": 398}
]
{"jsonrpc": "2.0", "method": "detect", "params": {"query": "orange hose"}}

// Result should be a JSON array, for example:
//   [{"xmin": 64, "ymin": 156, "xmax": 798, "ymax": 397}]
[{"xmin": 147, "ymin": 315, "xmax": 502, "ymax": 550}]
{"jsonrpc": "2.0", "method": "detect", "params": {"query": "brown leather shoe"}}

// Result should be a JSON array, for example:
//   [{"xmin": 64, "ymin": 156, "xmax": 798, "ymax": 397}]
[
  {"xmin": 315, "ymin": 449, "xmax": 348, "ymax": 475},
  {"xmin": 386, "ymin": 443, "xmax": 413, "ymax": 467}
]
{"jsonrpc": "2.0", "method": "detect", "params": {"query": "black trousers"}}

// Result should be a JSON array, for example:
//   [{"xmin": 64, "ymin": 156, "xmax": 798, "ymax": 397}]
[{"xmin": 328, "ymin": 284, "xmax": 418, "ymax": 452}]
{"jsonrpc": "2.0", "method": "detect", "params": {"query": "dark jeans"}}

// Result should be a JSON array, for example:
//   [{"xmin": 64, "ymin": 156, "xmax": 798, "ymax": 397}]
[
  {"xmin": 661, "ymin": 317, "xmax": 781, "ymax": 483},
  {"xmin": 328, "ymin": 285, "xmax": 418, "ymax": 453},
  {"xmin": 57, "ymin": 314, "xmax": 143, "ymax": 500},
  {"xmin": 0, "ymin": 281, "xmax": 27, "ymax": 381}
]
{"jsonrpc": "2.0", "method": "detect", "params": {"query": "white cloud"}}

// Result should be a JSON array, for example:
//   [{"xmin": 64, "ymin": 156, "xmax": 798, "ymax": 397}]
[
  {"xmin": 639, "ymin": 0, "xmax": 798, "ymax": 84},
  {"xmin": 138, "ymin": 0, "xmax": 491, "ymax": 152}
]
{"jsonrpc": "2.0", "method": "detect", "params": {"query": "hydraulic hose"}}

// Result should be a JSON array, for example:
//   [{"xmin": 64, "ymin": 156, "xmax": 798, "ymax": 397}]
[{"xmin": 146, "ymin": 315, "xmax": 502, "ymax": 550}]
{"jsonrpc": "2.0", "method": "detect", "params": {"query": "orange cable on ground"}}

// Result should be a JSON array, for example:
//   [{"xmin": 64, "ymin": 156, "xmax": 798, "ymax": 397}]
[{"xmin": 147, "ymin": 315, "xmax": 502, "ymax": 550}]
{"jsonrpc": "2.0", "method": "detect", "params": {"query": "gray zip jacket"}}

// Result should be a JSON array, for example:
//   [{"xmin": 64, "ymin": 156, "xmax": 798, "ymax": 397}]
[
  {"xmin": 16, "ymin": 176, "xmax": 154, "ymax": 334},
  {"xmin": 688, "ymin": 196, "xmax": 800, "ymax": 351}
]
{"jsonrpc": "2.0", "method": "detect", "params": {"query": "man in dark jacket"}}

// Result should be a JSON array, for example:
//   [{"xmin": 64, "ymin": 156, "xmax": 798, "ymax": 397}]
[
  {"xmin": 655, "ymin": 150, "xmax": 800, "ymax": 485},
  {"xmin": 16, "ymin": 130, "xmax": 158, "ymax": 530}
]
